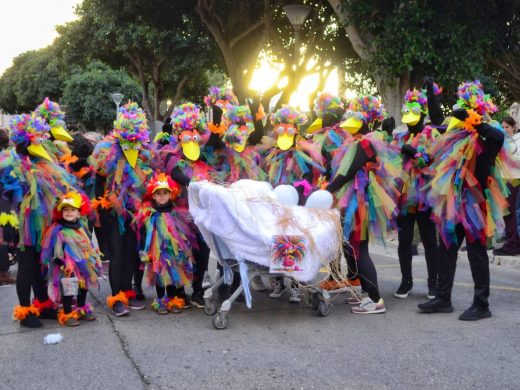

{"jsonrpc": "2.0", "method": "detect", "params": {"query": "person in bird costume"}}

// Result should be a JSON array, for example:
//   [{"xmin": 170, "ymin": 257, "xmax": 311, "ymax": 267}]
[
  {"xmin": 418, "ymin": 80, "xmax": 507, "ymax": 321},
  {"xmin": 327, "ymin": 95, "xmax": 402, "ymax": 314},
  {"xmin": 135, "ymin": 173, "xmax": 197, "ymax": 314},
  {"xmin": 93, "ymin": 101, "xmax": 153, "ymax": 317},
  {"xmin": 2, "ymin": 114, "xmax": 78, "ymax": 328},
  {"xmin": 41, "ymin": 191, "xmax": 101, "ymax": 326}
]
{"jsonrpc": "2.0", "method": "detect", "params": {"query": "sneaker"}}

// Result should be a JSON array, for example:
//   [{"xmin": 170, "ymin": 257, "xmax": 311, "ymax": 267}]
[
  {"xmin": 493, "ymin": 247, "xmax": 519, "ymax": 256},
  {"xmin": 251, "ymin": 275, "xmax": 267, "ymax": 291},
  {"xmin": 351, "ymin": 298, "xmax": 386, "ymax": 314},
  {"xmin": 128, "ymin": 299, "xmax": 145, "ymax": 310},
  {"xmin": 269, "ymin": 279, "xmax": 285, "ymax": 299},
  {"xmin": 394, "ymin": 279, "xmax": 413, "ymax": 299},
  {"xmin": 20, "ymin": 313, "xmax": 43, "ymax": 328},
  {"xmin": 417, "ymin": 298, "xmax": 453, "ymax": 313},
  {"xmin": 202, "ymin": 272, "xmax": 212, "ymax": 289},
  {"xmin": 112, "ymin": 301, "xmax": 129, "ymax": 317},
  {"xmin": 81, "ymin": 312, "xmax": 96, "ymax": 321},
  {"xmin": 190, "ymin": 292, "xmax": 205, "ymax": 308},
  {"xmin": 64, "ymin": 317, "xmax": 80, "ymax": 327},
  {"xmin": 345, "ymin": 291, "xmax": 366, "ymax": 305},
  {"xmin": 459, "ymin": 304, "xmax": 492, "ymax": 321},
  {"xmin": 39, "ymin": 308, "xmax": 58, "ymax": 320},
  {"xmin": 320, "ymin": 279, "xmax": 354, "ymax": 293},
  {"xmin": 426, "ymin": 278, "xmax": 438, "ymax": 300},
  {"xmin": 288, "ymin": 287, "xmax": 301, "ymax": 303}
]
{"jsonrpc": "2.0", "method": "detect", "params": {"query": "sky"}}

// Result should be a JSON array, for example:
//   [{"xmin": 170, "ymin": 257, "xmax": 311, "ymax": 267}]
[{"xmin": 0, "ymin": 0, "xmax": 81, "ymax": 75}]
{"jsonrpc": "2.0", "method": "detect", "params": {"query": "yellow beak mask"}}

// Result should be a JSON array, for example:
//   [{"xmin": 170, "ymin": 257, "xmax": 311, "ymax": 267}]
[
  {"xmin": 121, "ymin": 141, "xmax": 141, "ymax": 168},
  {"xmin": 275, "ymin": 125, "xmax": 296, "ymax": 151},
  {"xmin": 50, "ymin": 126, "xmax": 74, "ymax": 142},
  {"xmin": 27, "ymin": 142, "xmax": 52, "ymax": 162},
  {"xmin": 180, "ymin": 131, "xmax": 202, "ymax": 161},
  {"xmin": 340, "ymin": 116, "xmax": 364, "ymax": 134}
]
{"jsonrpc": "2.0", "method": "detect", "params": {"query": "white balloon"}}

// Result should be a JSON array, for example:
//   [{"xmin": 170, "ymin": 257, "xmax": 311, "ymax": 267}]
[
  {"xmin": 305, "ymin": 190, "xmax": 333, "ymax": 209},
  {"xmin": 273, "ymin": 185, "xmax": 299, "ymax": 206}
]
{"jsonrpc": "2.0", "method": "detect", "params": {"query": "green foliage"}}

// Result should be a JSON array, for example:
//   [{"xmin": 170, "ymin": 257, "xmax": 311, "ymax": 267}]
[
  {"xmin": 0, "ymin": 47, "xmax": 63, "ymax": 113},
  {"xmin": 62, "ymin": 61, "xmax": 141, "ymax": 132}
]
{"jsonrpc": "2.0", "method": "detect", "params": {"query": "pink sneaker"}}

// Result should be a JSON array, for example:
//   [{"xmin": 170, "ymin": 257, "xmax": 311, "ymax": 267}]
[{"xmin": 351, "ymin": 298, "xmax": 386, "ymax": 314}]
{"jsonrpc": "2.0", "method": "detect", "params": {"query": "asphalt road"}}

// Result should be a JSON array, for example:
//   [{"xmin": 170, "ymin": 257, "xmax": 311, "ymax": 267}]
[{"xmin": 1, "ymin": 245, "xmax": 519, "ymax": 390}]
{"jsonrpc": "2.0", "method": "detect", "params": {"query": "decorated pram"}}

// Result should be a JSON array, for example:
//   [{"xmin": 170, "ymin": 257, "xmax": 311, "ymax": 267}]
[{"xmin": 188, "ymin": 180, "xmax": 342, "ymax": 329}]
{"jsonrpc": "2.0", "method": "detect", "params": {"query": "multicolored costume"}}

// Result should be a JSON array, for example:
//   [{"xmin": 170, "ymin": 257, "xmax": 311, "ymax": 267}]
[
  {"xmin": 41, "ymin": 192, "xmax": 101, "ymax": 325},
  {"xmin": 392, "ymin": 81, "xmax": 443, "ymax": 298},
  {"xmin": 93, "ymin": 101, "xmax": 153, "ymax": 313},
  {"xmin": 419, "ymin": 81, "xmax": 506, "ymax": 317},
  {"xmin": 135, "ymin": 173, "xmax": 197, "ymax": 313},
  {"xmin": 260, "ymin": 106, "xmax": 324, "ymax": 195},
  {"xmin": 2, "ymin": 114, "xmax": 78, "ymax": 327}
]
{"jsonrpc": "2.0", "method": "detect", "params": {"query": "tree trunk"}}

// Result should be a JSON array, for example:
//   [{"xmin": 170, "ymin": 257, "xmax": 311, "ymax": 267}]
[{"xmin": 376, "ymin": 75, "xmax": 410, "ymax": 124}]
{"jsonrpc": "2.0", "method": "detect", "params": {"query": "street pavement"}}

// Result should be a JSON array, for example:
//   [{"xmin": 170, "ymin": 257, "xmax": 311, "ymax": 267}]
[{"xmin": 1, "ymin": 245, "xmax": 519, "ymax": 390}]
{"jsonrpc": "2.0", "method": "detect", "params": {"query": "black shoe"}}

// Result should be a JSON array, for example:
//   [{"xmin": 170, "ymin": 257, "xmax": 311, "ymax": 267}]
[
  {"xmin": 418, "ymin": 298, "xmax": 454, "ymax": 313},
  {"xmin": 39, "ymin": 308, "xmax": 58, "ymax": 320},
  {"xmin": 394, "ymin": 279, "xmax": 413, "ymax": 299},
  {"xmin": 493, "ymin": 247, "xmax": 519, "ymax": 256},
  {"xmin": 128, "ymin": 299, "xmax": 145, "ymax": 310},
  {"xmin": 20, "ymin": 313, "xmax": 43, "ymax": 328},
  {"xmin": 459, "ymin": 304, "xmax": 492, "ymax": 321},
  {"xmin": 113, "ymin": 301, "xmax": 129, "ymax": 317},
  {"xmin": 190, "ymin": 292, "xmax": 205, "ymax": 308},
  {"xmin": 411, "ymin": 245, "xmax": 419, "ymax": 256}
]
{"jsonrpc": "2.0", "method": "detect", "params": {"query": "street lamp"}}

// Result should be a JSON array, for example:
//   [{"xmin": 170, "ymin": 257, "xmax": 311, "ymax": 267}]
[
  {"xmin": 283, "ymin": 4, "xmax": 312, "ymax": 60},
  {"xmin": 110, "ymin": 92, "xmax": 124, "ymax": 118}
]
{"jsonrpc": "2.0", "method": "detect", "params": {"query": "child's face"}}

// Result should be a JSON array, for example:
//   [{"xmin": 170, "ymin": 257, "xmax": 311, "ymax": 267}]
[
  {"xmin": 62, "ymin": 206, "xmax": 80, "ymax": 222},
  {"xmin": 152, "ymin": 189, "xmax": 171, "ymax": 205}
]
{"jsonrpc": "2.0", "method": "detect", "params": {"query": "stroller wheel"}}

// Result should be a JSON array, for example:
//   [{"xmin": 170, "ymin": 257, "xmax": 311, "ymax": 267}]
[
  {"xmin": 317, "ymin": 300, "xmax": 331, "ymax": 317},
  {"xmin": 204, "ymin": 300, "xmax": 218, "ymax": 316},
  {"xmin": 310, "ymin": 293, "xmax": 320, "ymax": 310},
  {"xmin": 213, "ymin": 313, "xmax": 229, "ymax": 330}
]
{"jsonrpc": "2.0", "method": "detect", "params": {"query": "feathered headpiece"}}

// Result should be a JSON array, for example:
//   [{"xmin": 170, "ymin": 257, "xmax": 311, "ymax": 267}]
[
  {"xmin": 222, "ymin": 105, "xmax": 254, "ymax": 149},
  {"xmin": 346, "ymin": 95, "xmax": 386, "ymax": 123},
  {"xmin": 203, "ymin": 86, "xmax": 239, "ymax": 110},
  {"xmin": 145, "ymin": 172, "xmax": 181, "ymax": 201},
  {"xmin": 34, "ymin": 97, "xmax": 65, "ymax": 126},
  {"xmin": 112, "ymin": 101, "xmax": 150, "ymax": 143},
  {"xmin": 271, "ymin": 106, "xmax": 307, "ymax": 127},
  {"xmin": 313, "ymin": 92, "xmax": 344, "ymax": 118},
  {"xmin": 9, "ymin": 114, "xmax": 50, "ymax": 146},
  {"xmin": 55, "ymin": 191, "xmax": 91, "ymax": 217},
  {"xmin": 455, "ymin": 80, "xmax": 497, "ymax": 115},
  {"xmin": 170, "ymin": 103, "xmax": 208, "ymax": 136}
]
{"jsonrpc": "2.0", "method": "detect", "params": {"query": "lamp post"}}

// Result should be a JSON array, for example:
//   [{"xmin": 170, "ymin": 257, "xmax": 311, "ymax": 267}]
[
  {"xmin": 110, "ymin": 92, "xmax": 124, "ymax": 119},
  {"xmin": 283, "ymin": 4, "xmax": 311, "ymax": 61}
]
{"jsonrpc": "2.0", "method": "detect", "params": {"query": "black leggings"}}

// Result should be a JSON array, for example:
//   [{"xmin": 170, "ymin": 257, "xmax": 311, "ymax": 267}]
[
  {"xmin": 397, "ymin": 209, "xmax": 439, "ymax": 287},
  {"xmin": 16, "ymin": 246, "xmax": 49, "ymax": 306},
  {"xmin": 101, "ymin": 212, "xmax": 139, "ymax": 295},
  {"xmin": 437, "ymin": 224, "xmax": 490, "ymax": 308},
  {"xmin": 0, "ymin": 245, "xmax": 10, "ymax": 272},
  {"xmin": 343, "ymin": 237, "xmax": 381, "ymax": 302},
  {"xmin": 155, "ymin": 284, "xmax": 184, "ymax": 299},
  {"xmin": 62, "ymin": 288, "xmax": 88, "ymax": 314},
  {"xmin": 191, "ymin": 233, "xmax": 210, "ymax": 295}
]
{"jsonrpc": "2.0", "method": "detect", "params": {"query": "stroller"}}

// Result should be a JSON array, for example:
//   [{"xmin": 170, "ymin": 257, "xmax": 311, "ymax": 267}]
[{"xmin": 188, "ymin": 180, "xmax": 342, "ymax": 329}]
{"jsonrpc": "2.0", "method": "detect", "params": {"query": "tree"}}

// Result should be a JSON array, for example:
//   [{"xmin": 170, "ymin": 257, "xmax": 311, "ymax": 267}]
[
  {"xmin": 62, "ymin": 61, "xmax": 142, "ymax": 132},
  {"xmin": 329, "ymin": 0, "xmax": 513, "ymax": 121},
  {"xmin": 0, "ymin": 47, "xmax": 63, "ymax": 114},
  {"xmin": 56, "ymin": 0, "xmax": 220, "ymax": 125}
]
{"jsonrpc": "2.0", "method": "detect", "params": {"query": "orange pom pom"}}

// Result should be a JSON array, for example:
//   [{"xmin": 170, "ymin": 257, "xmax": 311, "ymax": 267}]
[
  {"xmin": 166, "ymin": 296, "xmax": 185, "ymax": 310},
  {"xmin": 57, "ymin": 309, "xmax": 80, "ymax": 325},
  {"xmin": 12, "ymin": 305, "xmax": 40, "ymax": 321},
  {"xmin": 106, "ymin": 291, "xmax": 129, "ymax": 309},
  {"xmin": 208, "ymin": 122, "xmax": 227, "ymax": 135}
]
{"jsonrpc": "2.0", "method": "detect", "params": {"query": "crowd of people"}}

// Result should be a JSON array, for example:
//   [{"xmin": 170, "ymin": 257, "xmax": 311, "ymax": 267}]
[{"xmin": 1, "ymin": 78, "xmax": 518, "ymax": 329}]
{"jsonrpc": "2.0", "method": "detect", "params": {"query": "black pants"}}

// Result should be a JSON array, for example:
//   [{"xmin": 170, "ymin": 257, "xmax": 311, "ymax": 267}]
[
  {"xmin": 62, "ymin": 288, "xmax": 88, "ymax": 314},
  {"xmin": 191, "ymin": 233, "xmax": 210, "ymax": 295},
  {"xmin": 155, "ymin": 284, "xmax": 184, "ymax": 299},
  {"xmin": 437, "ymin": 224, "xmax": 490, "ymax": 308},
  {"xmin": 101, "ymin": 212, "xmax": 139, "ymax": 296},
  {"xmin": 397, "ymin": 209, "xmax": 439, "ymax": 287},
  {"xmin": 0, "ymin": 245, "xmax": 10, "ymax": 272},
  {"xmin": 94, "ymin": 225, "xmax": 112, "ymax": 260},
  {"xmin": 16, "ymin": 245, "xmax": 49, "ymax": 306},
  {"xmin": 344, "ymin": 237, "xmax": 381, "ymax": 302}
]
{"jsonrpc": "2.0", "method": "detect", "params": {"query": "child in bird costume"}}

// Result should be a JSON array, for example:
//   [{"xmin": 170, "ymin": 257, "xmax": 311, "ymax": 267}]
[
  {"xmin": 41, "ymin": 191, "xmax": 101, "ymax": 327},
  {"xmin": 135, "ymin": 173, "xmax": 197, "ymax": 314}
]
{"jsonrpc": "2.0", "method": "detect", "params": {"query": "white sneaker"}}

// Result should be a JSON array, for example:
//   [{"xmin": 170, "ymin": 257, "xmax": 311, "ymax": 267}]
[
  {"xmin": 251, "ymin": 275, "xmax": 267, "ymax": 291},
  {"xmin": 351, "ymin": 297, "xmax": 386, "ymax": 314},
  {"xmin": 269, "ymin": 279, "xmax": 285, "ymax": 299},
  {"xmin": 202, "ymin": 272, "xmax": 212, "ymax": 289},
  {"xmin": 288, "ymin": 287, "xmax": 301, "ymax": 303}
]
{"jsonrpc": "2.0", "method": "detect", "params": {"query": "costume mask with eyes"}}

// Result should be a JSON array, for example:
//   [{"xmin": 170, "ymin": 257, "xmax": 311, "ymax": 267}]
[
  {"xmin": 448, "ymin": 80, "xmax": 498, "ymax": 132},
  {"xmin": 204, "ymin": 86, "xmax": 239, "ymax": 133},
  {"xmin": 112, "ymin": 102, "xmax": 150, "ymax": 168},
  {"xmin": 222, "ymin": 105, "xmax": 254, "ymax": 153},
  {"xmin": 271, "ymin": 106, "xmax": 307, "ymax": 151},
  {"xmin": 307, "ymin": 92, "xmax": 345, "ymax": 134},
  {"xmin": 170, "ymin": 103, "xmax": 208, "ymax": 161},
  {"xmin": 34, "ymin": 97, "xmax": 73, "ymax": 143},
  {"xmin": 10, "ymin": 114, "xmax": 52, "ymax": 161},
  {"xmin": 401, "ymin": 89, "xmax": 428, "ymax": 127},
  {"xmin": 340, "ymin": 95, "xmax": 386, "ymax": 134}
]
